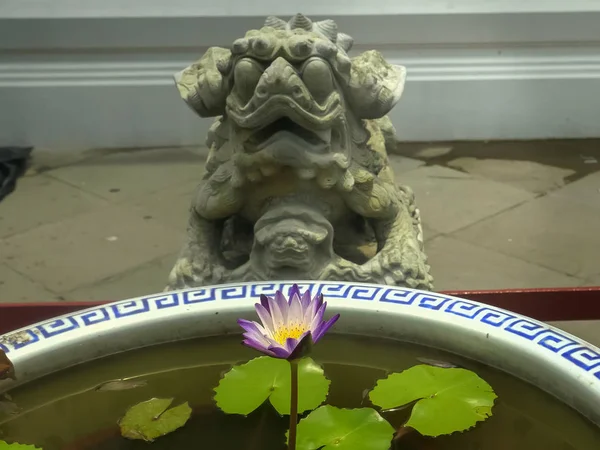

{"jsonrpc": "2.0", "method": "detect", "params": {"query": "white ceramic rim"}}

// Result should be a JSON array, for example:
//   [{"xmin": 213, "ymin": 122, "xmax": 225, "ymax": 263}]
[{"xmin": 1, "ymin": 281, "xmax": 599, "ymax": 425}]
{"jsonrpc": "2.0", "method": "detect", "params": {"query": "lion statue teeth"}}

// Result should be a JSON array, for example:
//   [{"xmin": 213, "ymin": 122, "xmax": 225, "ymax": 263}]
[{"xmin": 166, "ymin": 13, "xmax": 434, "ymax": 290}]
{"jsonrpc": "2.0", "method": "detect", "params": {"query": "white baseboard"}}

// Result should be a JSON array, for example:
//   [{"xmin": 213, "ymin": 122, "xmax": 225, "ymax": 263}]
[{"xmin": 1, "ymin": 6, "xmax": 600, "ymax": 150}]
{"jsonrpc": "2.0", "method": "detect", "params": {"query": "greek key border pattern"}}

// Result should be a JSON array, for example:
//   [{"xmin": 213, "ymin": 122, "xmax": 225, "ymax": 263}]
[{"xmin": 1, "ymin": 282, "xmax": 598, "ymax": 380}]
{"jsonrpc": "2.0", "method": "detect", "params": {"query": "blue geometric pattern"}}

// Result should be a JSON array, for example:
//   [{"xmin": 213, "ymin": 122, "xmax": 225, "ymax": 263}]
[{"xmin": 1, "ymin": 282, "xmax": 598, "ymax": 381}]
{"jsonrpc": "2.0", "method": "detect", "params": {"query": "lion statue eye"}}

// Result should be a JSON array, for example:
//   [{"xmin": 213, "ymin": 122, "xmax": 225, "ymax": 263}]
[
  {"xmin": 301, "ymin": 58, "xmax": 334, "ymax": 103},
  {"xmin": 234, "ymin": 58, "xmax": 264, "ymax": 104}
]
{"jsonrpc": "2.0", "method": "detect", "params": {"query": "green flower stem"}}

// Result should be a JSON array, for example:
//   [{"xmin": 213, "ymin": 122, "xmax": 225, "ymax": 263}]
[{"xmin": 288, "ymin": 359, "xmax": 299, "ymax": 450}]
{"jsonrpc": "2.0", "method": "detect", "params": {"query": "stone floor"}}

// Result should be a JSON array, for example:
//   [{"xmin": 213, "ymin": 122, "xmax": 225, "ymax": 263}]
[
  {"xmin": 1, "ymin": 140, "xmax": 600, "ymax": 341},
  {"xmin": 2, "ymin": 140, "xmax": 600, "ymax": 303}
]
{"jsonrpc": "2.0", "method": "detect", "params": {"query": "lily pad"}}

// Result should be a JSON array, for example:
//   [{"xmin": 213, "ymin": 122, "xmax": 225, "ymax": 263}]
[
  {"xmin": 118, "ymin": 398, "xmax": 192, "ymax": 441},
  {"xmin": 369, "ymin": 365, "xmax": 497, "ymax": 436},
  {"xmin": 290, "ymin": 405, "xmax": 395, "ymax": 450},
  {"xmin": 214, "ymin": 356, "xmax": 329, "ymax": 415},
  {"xmin": 0, "ymin": 442, "xmax": 41, "ymax": 450}
]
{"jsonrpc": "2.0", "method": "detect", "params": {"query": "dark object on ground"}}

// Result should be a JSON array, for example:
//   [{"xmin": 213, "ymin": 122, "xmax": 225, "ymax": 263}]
[{"xmin": 0, "ymin": 146, "xmax": 33, "ymax": 203}]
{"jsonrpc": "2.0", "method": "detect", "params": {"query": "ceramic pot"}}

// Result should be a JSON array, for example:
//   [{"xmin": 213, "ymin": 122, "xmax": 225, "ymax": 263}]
[{"xmin": 1, "ymin": 281, "xmax": 599, "ymax": 428}]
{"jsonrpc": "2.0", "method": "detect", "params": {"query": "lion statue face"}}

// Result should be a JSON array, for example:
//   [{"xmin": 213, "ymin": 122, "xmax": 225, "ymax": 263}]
[
  {"xmin": 221, "ymin": 17, "xmax": 355, "ymax": 174},
  {"xmin": 225, "ymin": 53, "xmax": 350, "ymax": 173},
  {"xmin": 174, "ymin": 14, "xmax": 407, "ymax": 181}
]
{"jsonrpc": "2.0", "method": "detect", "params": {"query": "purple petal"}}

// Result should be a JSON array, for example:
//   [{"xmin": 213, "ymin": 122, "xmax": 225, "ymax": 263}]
[
  {"xmin": 288, "ymin": 291, "xmax": 303, "ymax": 323},
  {"xmin": 287, "ymin": 332, "xmax": 313, "ymax": 360},
  {"xmin": 313, "ymin": 293, "xmax": 324, "ymax": 310},
  {"xmin": 270, "ymin": 291, "xmax": 288, "ymax": 327},
  {"xmin": 238, "ymin": 319, "xmax": 271, "ymax": 345},
  {"xmin": 255, "ymin": 303, "xmax": 275, "ymax": 336},
  {"xmin": 303, "ymin": 295, "xmax": 320, "ymax": 325},
  {"xmin": 259, "ymin": 294, "xmax": 271, "ymax": 312},
  {"xmin": 310, "ymin": 320, "xmax": 327, "ymax": 342},
  {"xmin": 284, "ymin": 336, "xmax": 299, "ymax": 353},
  {"xmin": 300, "ymin": 290, "xmax": 312, "ymax": 310},
  {"xmin": 275, "ymin": 290, "xmax": 289, "ymax": 309},
  {"xmin": 312, "ymin": 314, "xmax": 340, "ymax": 343},
  {"xmin": 242, "ymin": 338, "xmax": 276, "ymax": 357},
  {"xmin": 268, "ymin": 345, "xmax": 292, "ymax": 359},
  {"xmin": 262, "ymin": 334, "xmax": 284, "ymax": 349},
  {"xmin": 237, "ymin": 318, "xmax": 263, "ymax": 334},
  {"xmin": 288, "ymin": 284, "xmax": 301, "ymax": 301},
  {"xmin": 309, "ymin": 304, "xmax": 326, "ymax": 332},
  {"xmin": 242, "ymin": 330, "xmax": 271, "ymax": 347}
]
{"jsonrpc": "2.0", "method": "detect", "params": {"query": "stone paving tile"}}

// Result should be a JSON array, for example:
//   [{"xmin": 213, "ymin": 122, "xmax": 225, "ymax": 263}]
[
  {"xmin": 0, "ymin": 264, "xmax": 62, "ymax": 302},
  {"xmin": 1, "ymin": 205, "xmax": 184, "ymax": 293},
  {"xmin": 0, "ymin": 174, "xmax": 107, "ymax": 239},
  {"xmin": 25, "ymin": 146, "xmax": 99, "ymax": 175},
  {"xmin": 388, "ymin": 154, "xmax": 424, "ymax": 175},
  {"xmin": 453, "ymin": 195, "xmax": 600, "ymax": 279},
  {"xmin": 446, "ymin": 157, "xmax": 575, "ymax": 194},
  {"xmin": 410, "ymin": 145, "xmax": 453, "ymax": 160},
  {"xmin": 550, "ymin": 170, "xmax": 600, "ymax": 210},
  {"xmin": 422, "ymin": 225, "xmax": 439, "ymax": 243},
  {"xmin": 47, "ymin": 147, "xmax": 205, "ymax": 202},
  {"xmin": 123, "ymin": 180, "xmax": 199, "ymax": 232},
  {"xmin": 399, "ymin": 165, "xmax": 535, "ymax": 234},
  {"xmin": 395, "ymin": 139, "xmax": 600, "ymax": 170},
  {"xmin": 548, "ymin": 321, "xmax": 600, "ymax": 347},
  {"xmin": 64, "ymin": 253, "xmax": 179, "ymax": 302},
  {"xmin": 426, "ymin": 236, "xmax": 580, "ymax": 291},
  {"xmin": 581, "ymin": 273, "xmax": 600, "ymax": 287}
]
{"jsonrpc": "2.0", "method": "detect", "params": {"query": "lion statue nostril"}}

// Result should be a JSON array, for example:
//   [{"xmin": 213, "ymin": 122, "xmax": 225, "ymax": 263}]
[{"xmin": 282, "ymin": 237, "xmax": 297, "ymax": 247}]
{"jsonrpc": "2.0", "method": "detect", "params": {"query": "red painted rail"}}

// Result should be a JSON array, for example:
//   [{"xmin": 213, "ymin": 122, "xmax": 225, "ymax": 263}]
[{"xmin": 0, "ymin": 287, "xmax": 599, "ymax": 335}]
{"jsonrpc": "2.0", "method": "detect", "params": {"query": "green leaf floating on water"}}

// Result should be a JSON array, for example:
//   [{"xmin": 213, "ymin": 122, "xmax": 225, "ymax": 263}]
[
  {"xmin": 290, "ymin": 405, "xmax": 395, "ymax": 450},
  {"xmin": 369, "ymin": 364, "xmax": 497, "ymax": 437},
  {"xmin": 0, "ymin": 442, "xmax": 41, "ymax": 450},
  {"xmin": 214, "ymin": 356, "xmax": 329, "ymax": 415},
  {"xmin": 118, "ymin": 398, "xmax": 192, "ymax": 441}
]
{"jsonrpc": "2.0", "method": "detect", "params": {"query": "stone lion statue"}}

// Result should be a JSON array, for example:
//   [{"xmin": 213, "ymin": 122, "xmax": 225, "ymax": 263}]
[{"xmin": 166, "ymin": 13, "xmax": 434, "ymax": 290}]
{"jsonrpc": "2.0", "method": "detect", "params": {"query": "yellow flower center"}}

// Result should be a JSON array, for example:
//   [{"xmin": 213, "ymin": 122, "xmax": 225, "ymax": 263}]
[{"xmin": 273, "ymin": 323, "xmax": 307, "ymax": 345}]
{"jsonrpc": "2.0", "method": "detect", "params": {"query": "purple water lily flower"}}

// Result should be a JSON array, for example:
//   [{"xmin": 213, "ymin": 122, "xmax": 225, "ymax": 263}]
[{"xmin": 238, "ymin": 284, "xmax": 340, "ymax": 360}]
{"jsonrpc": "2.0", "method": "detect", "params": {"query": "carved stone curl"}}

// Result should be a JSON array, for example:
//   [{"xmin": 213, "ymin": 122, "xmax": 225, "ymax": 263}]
[{"xmin": 167, "ymin": 13, "xmax": 434, "ymax": 290}]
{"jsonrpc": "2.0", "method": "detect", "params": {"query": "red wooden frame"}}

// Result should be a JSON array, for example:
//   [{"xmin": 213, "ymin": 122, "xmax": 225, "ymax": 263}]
[{"xmin": 1, "ymin": 287, "xmax": 599, "ymax": 335}]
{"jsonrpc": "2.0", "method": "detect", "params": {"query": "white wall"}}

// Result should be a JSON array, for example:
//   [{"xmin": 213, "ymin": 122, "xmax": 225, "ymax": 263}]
[
  {"xmin": 3, "ymin": 0, "xmax": 600, "ymax": 17},
  {"xmin": 1, "ymin": 1, "xmax": 600, "ymax": 150}
]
